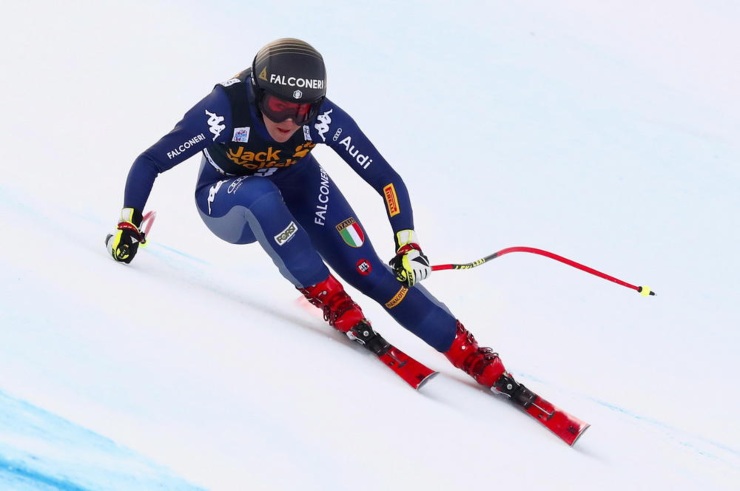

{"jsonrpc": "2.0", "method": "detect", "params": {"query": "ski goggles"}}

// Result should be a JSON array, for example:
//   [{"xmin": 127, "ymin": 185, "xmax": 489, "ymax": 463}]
[{"xmin": 258, "ymin": 92, "xmax": 321, "ymax": 125}]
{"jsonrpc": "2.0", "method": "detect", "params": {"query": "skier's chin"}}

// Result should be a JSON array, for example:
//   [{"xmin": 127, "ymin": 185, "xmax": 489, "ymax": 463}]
[{"xmin": 264, "ymin": 116, "xmax": 299, "ymax": 142}]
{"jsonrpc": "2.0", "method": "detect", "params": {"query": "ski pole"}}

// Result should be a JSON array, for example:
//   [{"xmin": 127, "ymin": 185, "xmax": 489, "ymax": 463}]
[
  {"xmin": 139, "ymin": 210, "xmax": 157, "ymax": 246},
  {"xmin": 431, "ymin": 246, "xmax": 655, "ymax": 296}
]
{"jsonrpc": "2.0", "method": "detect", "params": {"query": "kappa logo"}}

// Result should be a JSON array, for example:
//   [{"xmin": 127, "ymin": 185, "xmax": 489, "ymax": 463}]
[
  {"xmin": 275, "ymin": 221, "xmax": 297, "ymax": 246},
  {"xmin": 206, "ymin": 180, "xmax": 225, "ymax": 215},
  {"xmin": 205, "ymin": 110, "xmax": 226, "ymax": 141},
  {"xmin": 314, "ymin": 109, "xmax": 333, "ymax": 142}
]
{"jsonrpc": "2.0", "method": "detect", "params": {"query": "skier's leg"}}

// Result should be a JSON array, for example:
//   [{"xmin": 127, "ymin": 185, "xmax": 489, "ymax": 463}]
[
  {"xmin": 195, "ymin": 159, "xmax": 368, "ymax": 333},
  {"xmin": 277, "ymin": 158, "xmax": 508, "ymax": 386},
  {"xmin": 278, "ymin": 160, "xmax": 450, "ymax": 343},
  {"xmin": 194, "ymin": 158, "xmax": 328, "ymax": 287}
]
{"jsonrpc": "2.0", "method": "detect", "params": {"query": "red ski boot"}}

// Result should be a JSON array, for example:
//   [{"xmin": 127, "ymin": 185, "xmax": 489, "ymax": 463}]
[
  {"xmin": 298, "ymin": 274, "xmax": 367, "ymax": 333},
  {"xmin": 444, "ymin": 321, "xmax": 507, "ymax": 388},
  {"xmin": 301, "ymin": 275, "xmax": 438, "ymax": 389},
  {"xmin": 445, "ymin": 322, "xmax": 589, "ymax": 445}
]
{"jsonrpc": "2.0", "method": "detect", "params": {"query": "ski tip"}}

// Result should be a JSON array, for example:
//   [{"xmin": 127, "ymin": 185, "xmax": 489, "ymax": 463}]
[
  {"xmin": 568, "ymin": 423, "xmax": 591, "ymax": 447},
  {"xmin": 414, "ymin": 371, "xmax": 439, "ymax": 390}
]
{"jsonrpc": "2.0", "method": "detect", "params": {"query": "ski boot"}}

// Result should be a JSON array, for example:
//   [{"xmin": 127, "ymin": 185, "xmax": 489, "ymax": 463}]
[
  {"xmin": 298, "ymin": 273, "xmax": 368, "ymax": 334},
  {"xmin": 444, "ymin": 321, "xmax": 508, "ymax": 388},
  {"xmin": 444, "ymin": 321, "xmax": 537, "ymax": 406},
  {"xmin": 299, "ymin": 274, "xmax": 391, "ymax": 355}
]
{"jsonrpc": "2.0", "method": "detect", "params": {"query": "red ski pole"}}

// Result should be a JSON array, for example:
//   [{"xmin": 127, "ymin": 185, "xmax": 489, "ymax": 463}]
[
  {"xmin": 431, "ymin": 246, "xmax": 655, "ymax": 296},
  {"xmin": 140, "ymin": 210, "xmax": 157, "ymax": 243}
]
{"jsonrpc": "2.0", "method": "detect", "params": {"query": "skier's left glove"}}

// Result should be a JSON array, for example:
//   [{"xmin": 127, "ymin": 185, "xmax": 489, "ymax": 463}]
[
  {"xmin": 105, "ymin": 207, "xmax": 145, "ymax": 264},
  {"xmin": 389, "ymin": 229, "xmax": 431, "ymax": 287}
]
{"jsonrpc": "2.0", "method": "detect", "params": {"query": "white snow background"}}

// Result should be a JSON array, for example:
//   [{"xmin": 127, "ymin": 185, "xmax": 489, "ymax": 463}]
[{"xmin": 1, "ymin": 1, "xmax": 739, "ymax": 490}]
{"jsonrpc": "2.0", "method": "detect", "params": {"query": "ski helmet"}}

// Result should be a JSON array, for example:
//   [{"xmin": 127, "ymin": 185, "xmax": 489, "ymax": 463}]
[{"xmin": 251, "ymin": 38, "xmax": 327, "ymax": 104}]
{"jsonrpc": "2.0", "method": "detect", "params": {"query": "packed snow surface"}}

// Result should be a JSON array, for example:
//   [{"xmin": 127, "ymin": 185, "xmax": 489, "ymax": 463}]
[{"xmin": 1, "ymin": 1, "xmax": 738, "ymax": 489}]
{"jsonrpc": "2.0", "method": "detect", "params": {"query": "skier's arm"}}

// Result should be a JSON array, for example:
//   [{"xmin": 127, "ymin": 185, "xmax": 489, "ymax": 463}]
[
  {"xmin": 316, "ymin": 101, "xmax": 415, "ymax": 232},
  {"xmin": 107, "ymin": 86, "xmax": 232, "ymax": 263},
  {"xmin": 315, "ymin": 101, "xmax": 431, "ymax": 286},
  {"xmin": 123, "ymin": 87, "xmax": 233, "ymax": 211}
]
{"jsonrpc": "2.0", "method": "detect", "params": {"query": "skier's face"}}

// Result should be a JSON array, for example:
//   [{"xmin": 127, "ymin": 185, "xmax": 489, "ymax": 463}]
[{"xmin": 262, "ymin": 113, "xmax": 301, "ymax": 143}]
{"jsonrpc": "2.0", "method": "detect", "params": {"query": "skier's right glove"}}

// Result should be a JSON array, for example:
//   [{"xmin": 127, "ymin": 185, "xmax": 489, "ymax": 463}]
[
  {"xmin": 105, "ymin": 207, "xmax": 145, "ymax": 264},
  {"xmin": 389, "ymin": 229, "xmax": 431, "ymax": 287}
]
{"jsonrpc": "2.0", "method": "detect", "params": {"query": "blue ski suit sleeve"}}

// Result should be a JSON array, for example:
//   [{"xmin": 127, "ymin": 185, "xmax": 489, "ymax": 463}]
[
  {"xmin": 310, "ymin": 100, "xmax": 415, "ymax": 234},
  {"xmin": 123, "ymin": 86, "xmax": 233, "ymax": 211},
  {"xmin": 123, "ymin": 87, "xmax": 415, "ymax": 240}
]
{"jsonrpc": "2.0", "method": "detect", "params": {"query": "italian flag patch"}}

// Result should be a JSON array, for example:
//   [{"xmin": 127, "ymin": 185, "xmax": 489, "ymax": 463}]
[{"xmin": 336, "ymin": 217, "xmax": 365, "ymax": 248}]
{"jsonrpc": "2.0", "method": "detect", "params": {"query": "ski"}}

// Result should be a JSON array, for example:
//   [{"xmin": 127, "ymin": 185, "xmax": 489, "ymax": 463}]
[
  {"xmin": 346, "ymin": 322, "xmax": 437, "ymax": 389},
  {"xmin": 376, "ymin": 344, "xmax": 438, "ymax": 389},
  {"xmin": 493, "ymin": 374, "xmax": 590, "ymax": 446}
]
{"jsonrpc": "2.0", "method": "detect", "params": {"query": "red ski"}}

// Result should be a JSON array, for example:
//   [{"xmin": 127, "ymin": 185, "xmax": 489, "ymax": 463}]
[
  {"xmin": 294, "ymin": 295, "xmax": 436, "ymax": 389},
  {"xmin": 519, "ymin": 393, "xmax": 590, "ymax": 446},
  {"xmin": 493, "ymin": 374, "xmax": 590, "ymax": 446},
  {"xmin": 376, "ymin": 345, "xmax": 437, "ymax": 389},
  {"xmin": 347, "ymin": 322, "xmax": 437, "ymax": 390}
]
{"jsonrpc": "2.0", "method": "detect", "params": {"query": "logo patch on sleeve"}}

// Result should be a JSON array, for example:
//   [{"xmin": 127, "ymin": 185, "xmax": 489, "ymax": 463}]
[
  {"xmin": 356, "ymin": 259, "xmax": 372, "ymax": 276},
  {"xmin": 383, "ymin": 184, "xmax": 400, "ymax": 217},
  {"xmin": 220, "ymin": 78, "xmax": 241, "ymax": 87},
  {"xmin": 205, "ymin": 110, "xmax": 226, "ymax": 141},
  {"xmin": 385, "ymin": 286, "xmax": 408, "ymax": 309},
  {"xmin": 336, "ymin": 217, "xmax": 365, "ymax": 248},
  {"xmin": 232, "ymin": 127, "xmax": 250, "ymax": 143}
]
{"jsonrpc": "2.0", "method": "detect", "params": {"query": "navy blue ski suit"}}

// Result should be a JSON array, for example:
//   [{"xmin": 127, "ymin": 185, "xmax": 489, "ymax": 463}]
[{"xmin": 123, "ymin": 70, "xmax": 457, "ymax": 351}]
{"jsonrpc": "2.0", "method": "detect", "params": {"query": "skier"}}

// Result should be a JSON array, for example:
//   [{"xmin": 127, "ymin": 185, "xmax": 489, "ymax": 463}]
[{"xmin": 106, "ymin": 38, "xmax": 514, "ymax": 395}]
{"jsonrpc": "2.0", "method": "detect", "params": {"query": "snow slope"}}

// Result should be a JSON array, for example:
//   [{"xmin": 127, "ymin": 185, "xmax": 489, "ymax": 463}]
[{"xmin": 1, "ymin": 1, "xmax": 738, "ymax": 489}]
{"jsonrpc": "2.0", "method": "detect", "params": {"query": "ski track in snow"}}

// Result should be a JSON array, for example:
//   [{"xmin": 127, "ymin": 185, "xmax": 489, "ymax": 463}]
[{"xmin": 2, "ymin": 192, "xmax": 740, "ymax": 490}]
